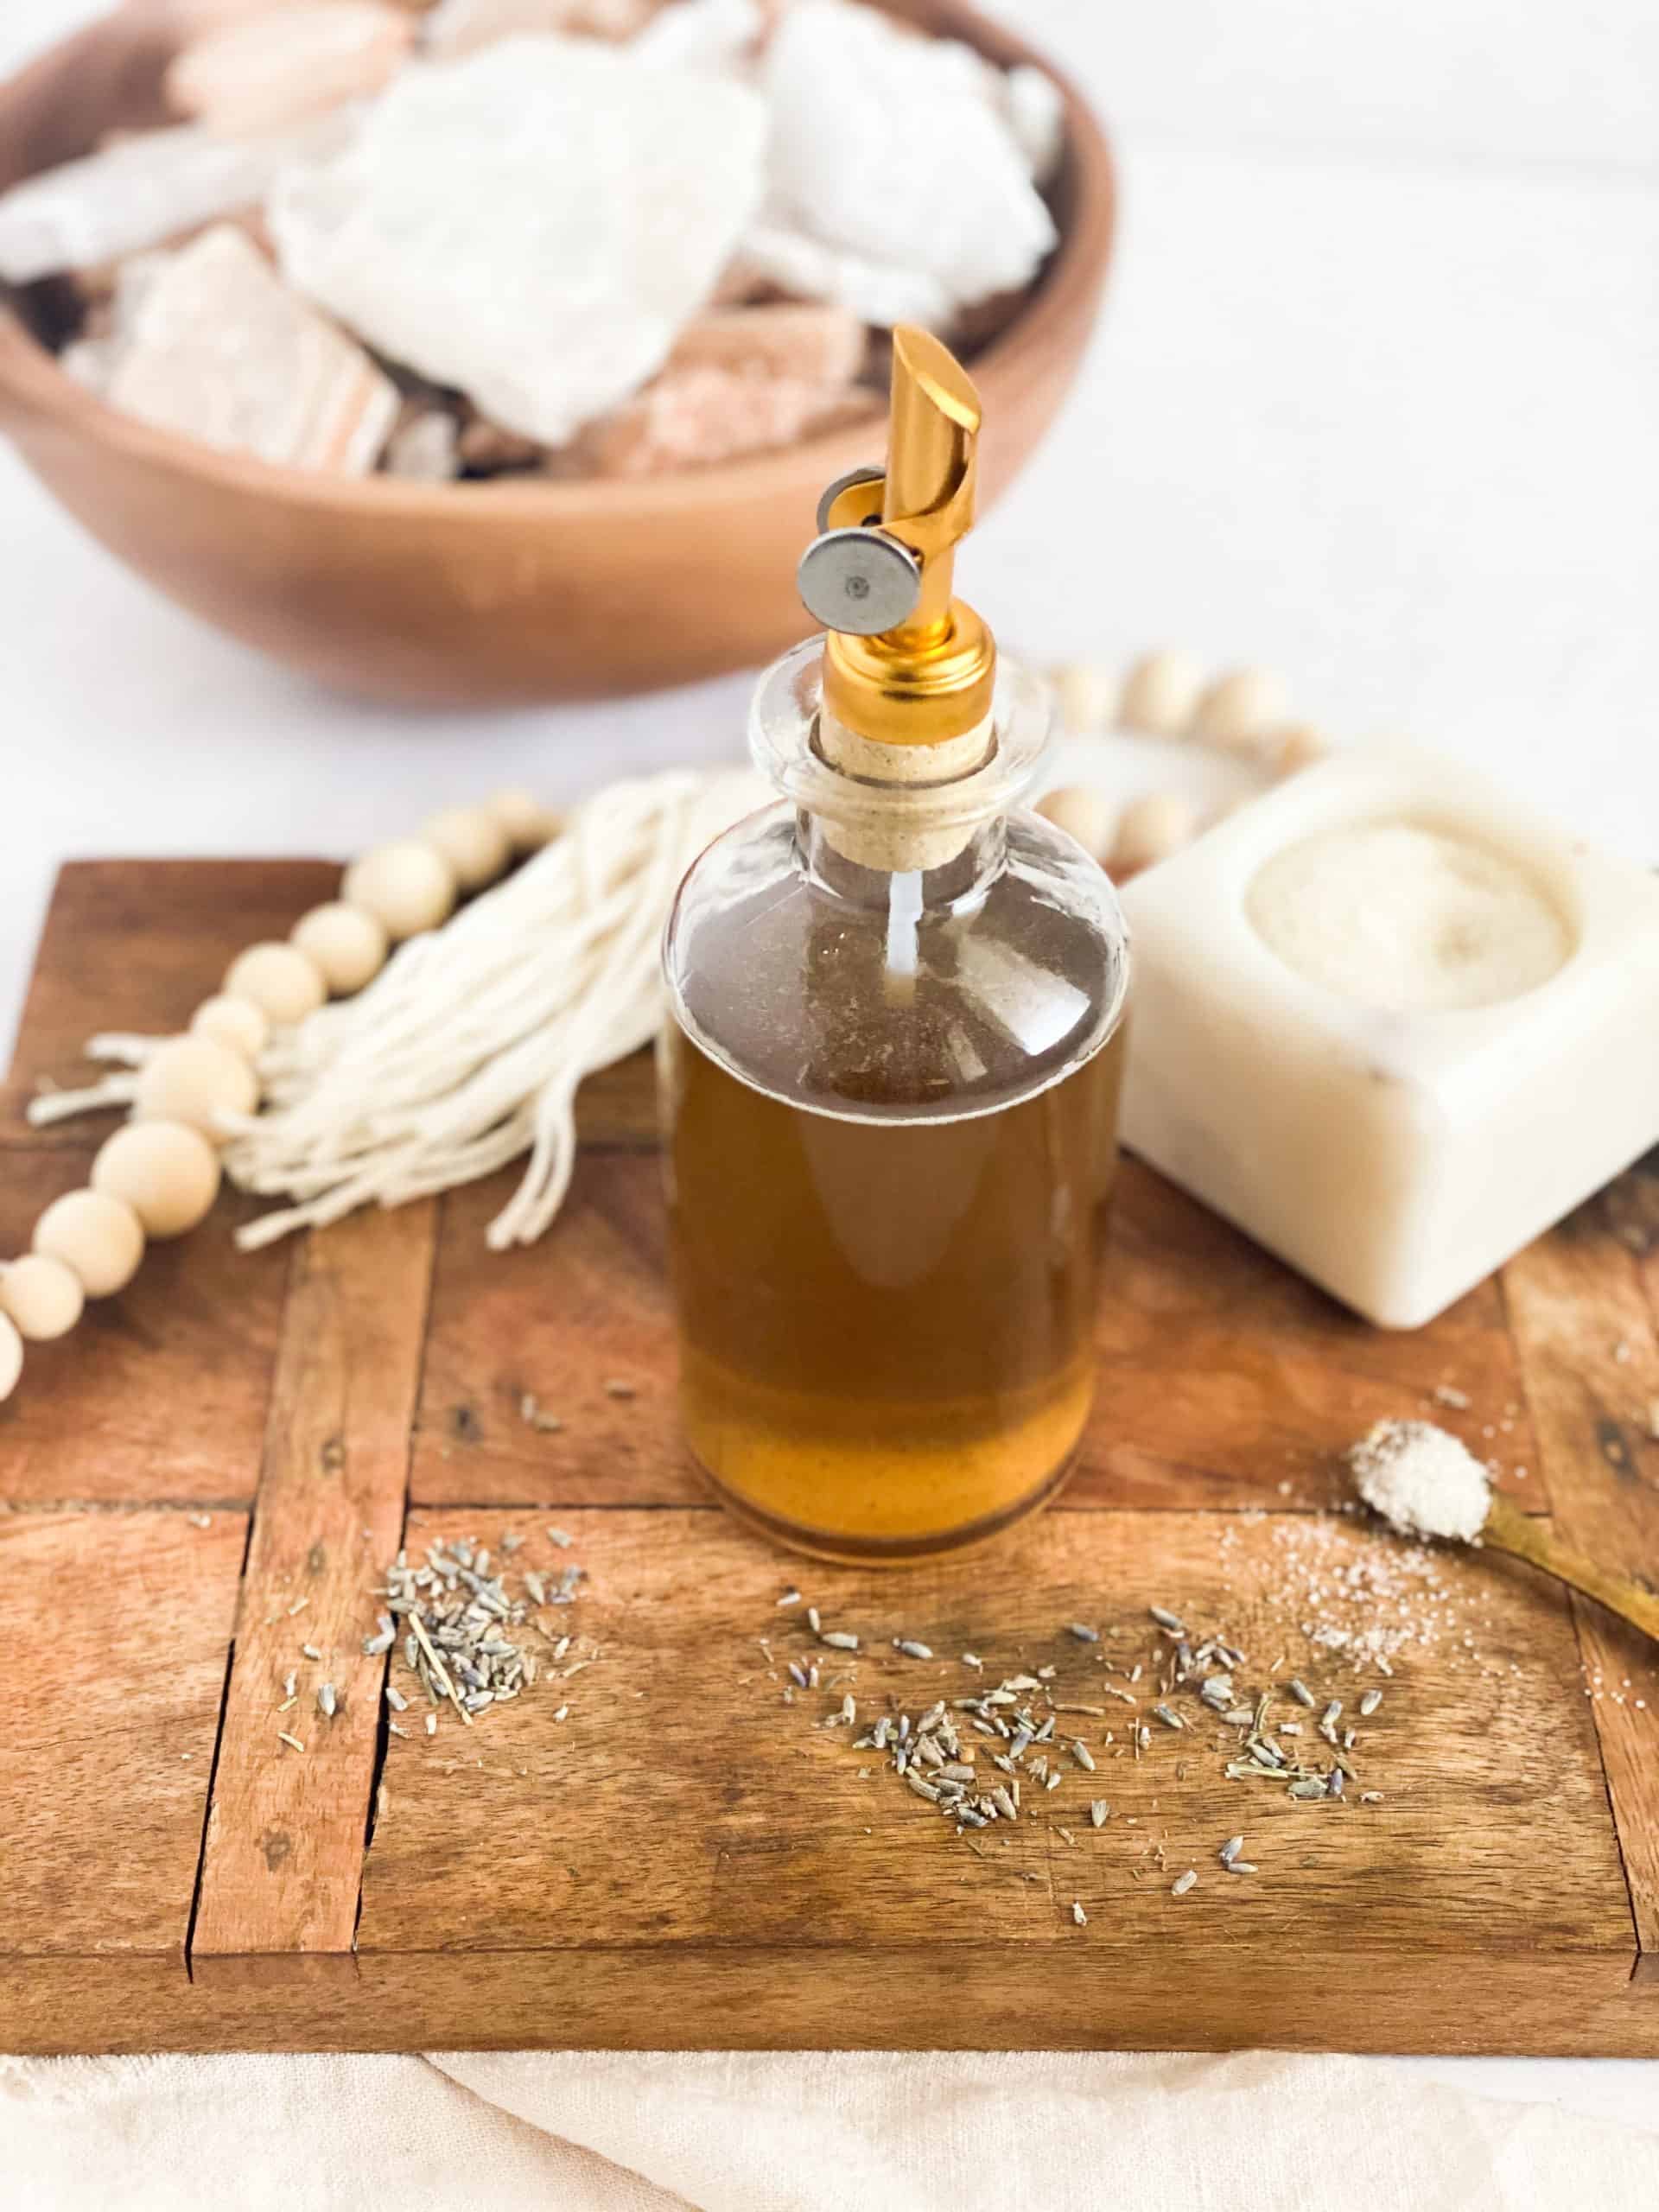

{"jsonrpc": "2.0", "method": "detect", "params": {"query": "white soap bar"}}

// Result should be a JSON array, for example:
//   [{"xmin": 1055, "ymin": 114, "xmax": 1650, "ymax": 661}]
[{"xmin": 1119, "ymin": 743, "xmax": 1659, "ymax": 1328}]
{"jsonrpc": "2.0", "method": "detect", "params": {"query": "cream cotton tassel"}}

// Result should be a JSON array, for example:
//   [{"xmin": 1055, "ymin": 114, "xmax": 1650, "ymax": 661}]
[{"xmin": 222, "ymin": 766, "xmax": 765, "ymax": 1251}]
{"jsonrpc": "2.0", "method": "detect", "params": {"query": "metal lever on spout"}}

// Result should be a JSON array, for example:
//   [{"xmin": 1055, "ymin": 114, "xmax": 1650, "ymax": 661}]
[{"xmin": 796, "ymin": 328, "xmax": 982, "ymax": 641}]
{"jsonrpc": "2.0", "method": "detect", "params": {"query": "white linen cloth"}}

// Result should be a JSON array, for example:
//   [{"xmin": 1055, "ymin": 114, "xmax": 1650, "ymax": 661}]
[{"xmin": 3, "ymin": 2050, "xmax": 1658, "ymax": 2209}]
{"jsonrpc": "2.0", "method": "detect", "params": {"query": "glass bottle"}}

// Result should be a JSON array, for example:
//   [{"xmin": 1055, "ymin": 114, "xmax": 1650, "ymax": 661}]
[{"xmin": 659, "ymin": 330, "xmax": 1130, "ymax": 1562}]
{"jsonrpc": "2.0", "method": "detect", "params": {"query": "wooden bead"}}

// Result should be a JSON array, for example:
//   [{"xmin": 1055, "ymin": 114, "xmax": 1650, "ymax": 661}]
[
  {"xmin": 191, "ymin": 993, "xmax": 270, "ymax": 1059},
  {"xmin": 0, "ymin": 1313, "xmax": 21, "ymax": 1403},
  {"xmin": 422, "ymin": 804, "xmax": 512, "ymax": 892},
  {"xmin": 1274, "ymin": 724, "xmax": 1331, "ymax": 777},
  {"xmin": 0, "ymin": 1254, "xmax": 85, "ymax": 1341},
  {"xmin": 132, "ymin": 1034, "xmax": 259, "ymax": 1139},
  {"xmin": 1035, "ymin": 785, "xmax": 1116, "ymax": 861},
  {"xmin": 33, "ymin": 1189, "xmax": 145, "ymax": 1298},
  {"xmin": 1111, "ymin": 791, "xmax": 1199, "ymax": 876},
  {"xmin": 1119, "ymin": 650, "xmax": 1203, "ymax": 737},
  {"xmin": 1051, "ymin": 661, "xmax": 1118, "ymax": 737},
  {"xmin": 1190, "ymin": 667, "xmax": 1290, "ymax": 752},
  {"xmin": 487, "ymin": 787, "xmax": 563, "ymax": 852},
  {"xmin": 92, "ymin": 1119, "xmax": 222, "ymax": 1240},
  {"xmin": 290, "ymin": 901, "xmax": 389, "ymax": 994},
  {"xmin": 341, "ymin": 840, "xmax": 458, "ymax": 940},
  {"xmin": 224, "ymin": 941, "xmax": 327, "ymax": 1027}
]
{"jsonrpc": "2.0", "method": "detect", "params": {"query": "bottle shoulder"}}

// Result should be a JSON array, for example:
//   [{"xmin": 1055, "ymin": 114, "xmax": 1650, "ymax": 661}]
[{"xmin": 664, "ymin": 802, "xmax": 1130, "ymax": 1121}]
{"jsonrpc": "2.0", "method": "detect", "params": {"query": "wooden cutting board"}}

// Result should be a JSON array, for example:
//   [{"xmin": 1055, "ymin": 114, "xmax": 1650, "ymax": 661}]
[{"xmin": 3, "ymin": 860, "xmax": 1657, "ymax": 2056}]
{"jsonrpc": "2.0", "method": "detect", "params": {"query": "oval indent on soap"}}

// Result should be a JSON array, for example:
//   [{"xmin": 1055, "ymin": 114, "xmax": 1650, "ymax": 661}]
[{"xmin": 1244, "ymin": 818, "xmax": 1575, "ymax": 1012}]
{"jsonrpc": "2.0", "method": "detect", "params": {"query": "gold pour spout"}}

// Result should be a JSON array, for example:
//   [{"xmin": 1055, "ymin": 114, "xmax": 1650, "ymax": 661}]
[{"xmin": 805, "ymin": 326, "xmax": 998, "ymax": 749}]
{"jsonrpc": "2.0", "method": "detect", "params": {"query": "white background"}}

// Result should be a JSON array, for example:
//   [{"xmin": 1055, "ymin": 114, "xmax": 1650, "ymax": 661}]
[
  {"xmin": 2, "ymin": 0, "xmax": 1657, "ymax": 2138},
  {"xmin": 3, "ymin": 1, "xmax": 1658, "ymax": 1052}
]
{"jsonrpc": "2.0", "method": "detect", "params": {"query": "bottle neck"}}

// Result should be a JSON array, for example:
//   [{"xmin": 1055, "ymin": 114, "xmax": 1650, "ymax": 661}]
[{"xmin": 797, "ymin": 808, "xmax": 1007, "ymax": 912}]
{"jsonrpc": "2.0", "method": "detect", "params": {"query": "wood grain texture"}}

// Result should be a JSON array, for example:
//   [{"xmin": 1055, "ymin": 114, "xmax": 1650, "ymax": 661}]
[
  {"xmin": 2, "ymin": 857, "xmax": 340, "ymax": 1140},
  {"xmin": 415, "ymin": 1139, "xmax": 1545, "ymax": 1516},
  {"xmin": 190, "ymin": 1203, "xmax": 436, "ymax": 1981},
  {"xmin": 0, "ymin": 1509, "xmax": 245, "ymax": 1960},
  {"xmin": 0, "ymin": 1141, "xmax": 292, "ymax": 1502},
  {"xmin": 1, "ymin": 861, "xmax": 1655, "ymax": 2055},
  {"xmin": 358, "ymin": 1509, "xmax": 1630, "ymax": 1965},
  {"xmin": 0, "ymin": 861, "xmax": 321, "ymax": 1499},
  {"xmin": 413, "ymin": 1157, "xmax": 692, "ymax": 1508},
  {"xmin": 1505, "ymin": 1172, "xmax": 1659, "ymax": 1968},
  {"xmin": 3, "ymin": 1947, "xmax": 1651, "ymax": 2061}
]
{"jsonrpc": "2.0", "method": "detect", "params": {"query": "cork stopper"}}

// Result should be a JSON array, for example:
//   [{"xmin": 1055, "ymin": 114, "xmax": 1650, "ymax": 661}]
[
  {"xmin": 816, "ymin": 705, "xmax": 998, "ymax": 873},
  {"xmin": 748, "ymin": 642, "xmax": 1056, "ymax": 878}
]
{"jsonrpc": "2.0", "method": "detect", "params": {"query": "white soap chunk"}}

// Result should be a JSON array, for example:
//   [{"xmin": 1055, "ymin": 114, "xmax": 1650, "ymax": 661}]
[
  {"xmin": 425, "ymin": 0, "xmax": 652, "ymax": 60},
  {"xmin": 0, "ymin": 109, "xmax": 353, "ymax": 285},
  {"xmin": 1002, "ymin": 64, "xmax": 1065, "ymax": 186},
  {"xmin": 632, "ymin": 0, "xmax": 762, "ymax": 76},
  {"xmin": 1248, "ymin": 823, "xmax": 1571, "ymax": 1013},
  {"xmin": 760, "ymin": 1, "xmax": 1056, "ymax": 321},
  {"xmin": 733, "ymin": 221, "xmax": 951, "ymax": 330},
  {"xmin": 101, "ymin": 225, "xmax": 399, "ymax": 474},
  {"xmin": 270, "ymin": 37, "xmax": 767, "ymax": 443},
  {"xmin": 1120, "ymin": 744, "xmax": 1659, "ymax": 1328}
]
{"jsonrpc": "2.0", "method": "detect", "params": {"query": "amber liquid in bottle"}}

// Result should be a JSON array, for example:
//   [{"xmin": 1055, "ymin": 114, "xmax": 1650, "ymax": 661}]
[{"xmin": 662, "ymin": 810, "xmax": 1128, "ymax": 1563}]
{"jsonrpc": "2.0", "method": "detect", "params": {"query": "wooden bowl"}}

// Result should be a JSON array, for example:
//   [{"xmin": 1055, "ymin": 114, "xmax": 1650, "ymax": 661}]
[{"xmin": 0, "ymin": 2, "xmax": 1116, "ymax": 708}]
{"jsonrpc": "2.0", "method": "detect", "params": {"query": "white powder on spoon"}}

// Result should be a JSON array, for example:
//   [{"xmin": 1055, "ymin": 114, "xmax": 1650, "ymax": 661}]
[{"xmin": 1347, "ymin": 1418, "xmax": 1493, "ymax": 1542}]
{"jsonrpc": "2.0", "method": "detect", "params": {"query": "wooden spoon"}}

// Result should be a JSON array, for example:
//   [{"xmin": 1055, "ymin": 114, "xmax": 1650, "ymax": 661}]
[{"xmin": 1482, "ymin": 1495, "xmax": 1659, "ymax": 1646}]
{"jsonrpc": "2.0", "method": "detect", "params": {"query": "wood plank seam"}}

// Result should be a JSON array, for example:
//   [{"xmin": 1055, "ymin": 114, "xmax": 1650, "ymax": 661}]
[
  {"xmin": 7, "ymin": 864, "xmax": 1656, "ymax": 2054},
  {"xmin": 1502, "ymin": 1198, "xmax": 1659, "ymax": 1977},
  {"xmin": 183, "ymin": 1515, "xmax": 253, "ymax": 1986},
  {"xmin": 1498, "ymin": 1258, "xmax": 1645, "ymax": 1981},
  {"xmin": 353, "ymin": 1192, "xmax": 453, "ymax": 1953},
  {"xmin": 188, "ymin": 1201, "xmax": 439, "ymax": 1983}
]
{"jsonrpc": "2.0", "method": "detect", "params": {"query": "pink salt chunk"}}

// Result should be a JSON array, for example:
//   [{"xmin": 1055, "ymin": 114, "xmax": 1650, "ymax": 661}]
[
  {"xmin": 165, "ymin": 3, "xmax": 416, "ymax": 137},
  {"xmin": 667, "ymin": 302, "xmax": 867, "ymax": 388},
  {"xmin": 577, "ymin": 364, "xmax": 861, "ymax": 477}
]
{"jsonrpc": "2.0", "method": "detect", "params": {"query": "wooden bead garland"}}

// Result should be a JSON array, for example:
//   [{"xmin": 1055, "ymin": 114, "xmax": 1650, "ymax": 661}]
[
  {"xmin": 3, "ymin": 787, "xmax": 556, "ymax": 1405},
  {"xmin": 34, "ymin": 1190, "xmax": 145, "ymax": 1298},
  {"xmin": 224, "ymin": 940, "xmax": 328, "ymax": 1025},
  {"xmin": 489, "ymin": 788, "xmax": 564, "ymax": 853},
  {"xmin": 1045, "ymin": 648, "xmax": 1333, "ymax": 881},
  {"xmin": 1191, "ymin": 666, "xmax": 1291, "ymax": 753},
  {"xmin": 422, "ymin": 804, "xmax": 512, "ymax": 893},
  {"xmin": 132, "ymin": 1033, "xmax": 259, "ymax": 1135},
  {"xmin": 0, "ymin": 1253, "xmax": 85, "ymax": 1341},
  {"xmin": 1052, "ymin": 661, "xmax": 1119, "ymax": 739},
  {"xmin": 92, "ymin": 1120, "xmax": 222, "ymax": 1239},
  {"xmin": 1118, "ymin": 649, "xmax": 1204, "ymax": 738},
  {"xmin": 341, "ymin": 839, "xmax": 458, "ymax": 940},
  {"xmin": 191, "ymin": 993, "xmax": 270, "ymax": 1058},
  {"xmin": 1035, "ymin": 784, "xmax": 1116, "ymax": 861},
  {"xmin": 1113, "ymin": 791, "xmax": 1201, "ymax": 874},
  {"xmin": 290, "ymin": 901, "xmax": 389, "ymax": 995}
]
